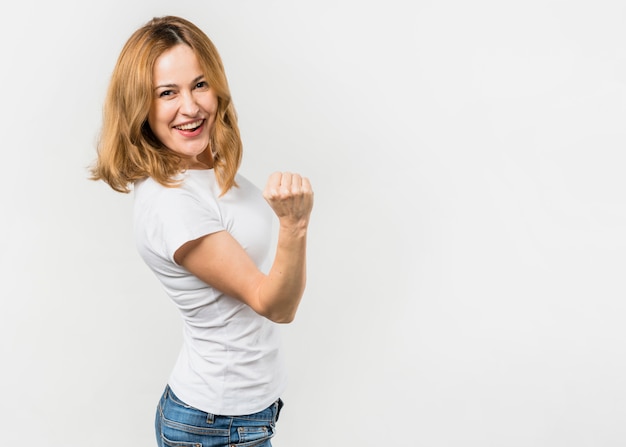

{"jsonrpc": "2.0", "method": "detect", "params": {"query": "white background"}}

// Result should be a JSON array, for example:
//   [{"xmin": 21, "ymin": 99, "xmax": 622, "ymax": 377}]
[{"xmin": 1, "ymin": 1, "xmax": 625, "ymax": 446}]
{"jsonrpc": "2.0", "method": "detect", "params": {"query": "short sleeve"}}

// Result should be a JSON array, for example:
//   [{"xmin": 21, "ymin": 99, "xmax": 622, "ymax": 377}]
[
  {"xmin": 134, "ymin": 181, "xmax": 225, "ymax": 266},
  {"xmin": 159, "ymin": 188, "xmax": 224, "ymax": 263}
]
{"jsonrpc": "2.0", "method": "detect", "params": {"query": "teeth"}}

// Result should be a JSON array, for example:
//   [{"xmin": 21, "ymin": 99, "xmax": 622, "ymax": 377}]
[{"xmin": 175, "ymin": 120, "xmax": 203, "ymax": 130}]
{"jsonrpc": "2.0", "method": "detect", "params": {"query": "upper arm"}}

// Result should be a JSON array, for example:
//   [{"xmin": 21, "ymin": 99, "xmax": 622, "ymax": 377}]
[{"xmin": 174, "ymin": 230, "xmax": 268, "ymax": 316}]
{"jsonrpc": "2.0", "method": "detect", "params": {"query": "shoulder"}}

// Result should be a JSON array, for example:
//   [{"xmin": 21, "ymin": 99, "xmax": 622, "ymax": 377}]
[
  {"xmin": 135, "ymin": 171, "xmax": 213, "ymax": 203},
  {"xmin": 134, "ymin": 173, "xmax": 225, "ymax": 259},
  {"xmin": 134, "ymin": 174, "xmax": 213, "ymax": 225}
]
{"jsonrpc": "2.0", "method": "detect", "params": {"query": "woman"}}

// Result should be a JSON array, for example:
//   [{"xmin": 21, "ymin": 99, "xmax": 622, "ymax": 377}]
[{"xmin": 90, "ymin": 15, "xmax": 313, "ymax": 447}]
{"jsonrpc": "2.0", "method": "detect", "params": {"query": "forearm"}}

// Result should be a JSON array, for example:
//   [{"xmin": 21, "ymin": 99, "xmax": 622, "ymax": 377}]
[{"xmin": 257, "ymin": 223, "xmax": 309, "ymax": 323}]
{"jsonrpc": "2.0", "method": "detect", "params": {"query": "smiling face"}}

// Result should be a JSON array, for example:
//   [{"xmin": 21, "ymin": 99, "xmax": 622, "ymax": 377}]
[{"xmin": 148, "ymin": 44, "xmax": 218, "ymax": 168}]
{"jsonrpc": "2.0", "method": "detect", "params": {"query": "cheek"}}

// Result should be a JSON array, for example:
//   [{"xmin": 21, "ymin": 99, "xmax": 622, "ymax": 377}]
[
  {"xmin": 147, "ymin": 105, "xmax": 158, "ymax": 130},
  {"xmin": 148, "ymin": 105, "xmax": 170, "ymax": 133},
  {"xmin": 146, "ymin": 114, "xmax": 155, "ymax": 133},
  {"xmin": 205, "ymin": 93, "xmax": 219, "ymax": 115}
]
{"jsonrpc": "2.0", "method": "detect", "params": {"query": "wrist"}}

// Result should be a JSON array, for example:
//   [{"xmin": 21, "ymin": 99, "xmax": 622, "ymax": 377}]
[{"xmin": 279, "ymin": 219, "xmax": 309, "ymax": 238}]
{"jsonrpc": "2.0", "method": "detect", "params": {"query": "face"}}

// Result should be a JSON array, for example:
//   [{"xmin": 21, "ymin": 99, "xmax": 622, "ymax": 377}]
[{"xmin": 148, "ymin": 44, "xmax": 218, "ymax": 168}]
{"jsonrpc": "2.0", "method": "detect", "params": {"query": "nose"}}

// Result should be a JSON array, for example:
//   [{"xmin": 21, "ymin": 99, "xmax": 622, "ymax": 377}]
[{"xmin": 180, "ymin": 91, "xmax": 200, "ymax": 116}]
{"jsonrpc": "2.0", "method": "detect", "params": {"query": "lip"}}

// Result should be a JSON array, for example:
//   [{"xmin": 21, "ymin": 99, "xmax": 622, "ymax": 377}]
[
  {"xmin": 173, "ymin": 119, "xmax": 205, "ymax": 137},
  {"xmin": 172, "ymin": 118, "xmax": 205, "ymax": 129}
]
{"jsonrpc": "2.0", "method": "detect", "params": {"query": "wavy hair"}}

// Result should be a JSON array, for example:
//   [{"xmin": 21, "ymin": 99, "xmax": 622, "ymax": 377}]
[{"xmin": 90, "ymin": 16, "xmax": 241, "ymax": 195}]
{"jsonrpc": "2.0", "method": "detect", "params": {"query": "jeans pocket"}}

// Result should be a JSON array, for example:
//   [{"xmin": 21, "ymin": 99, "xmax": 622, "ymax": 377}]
[
  {"xmin": 232, "ymin": 425, "xmax": 274, "ymax": 447},
  {"xmin": 161, "ymin": 434, "xmax": 203, "ymax": 447}
]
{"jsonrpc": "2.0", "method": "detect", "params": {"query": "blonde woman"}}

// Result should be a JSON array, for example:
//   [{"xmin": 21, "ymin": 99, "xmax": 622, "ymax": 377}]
[{"xmin": 91, "ymin": 15, "xmax": 313, "ymax": 447}]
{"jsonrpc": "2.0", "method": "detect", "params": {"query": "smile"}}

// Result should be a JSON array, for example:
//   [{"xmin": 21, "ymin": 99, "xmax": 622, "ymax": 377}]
[{"xmin": 174, "ymin": 119, "xmax": 204, "ymax": 131}]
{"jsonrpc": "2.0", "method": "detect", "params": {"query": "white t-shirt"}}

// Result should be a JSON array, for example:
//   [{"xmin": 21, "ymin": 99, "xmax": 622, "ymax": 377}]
[{"xmin": 133, "ymin": 169, "xmax": 287, "ymax": 416}]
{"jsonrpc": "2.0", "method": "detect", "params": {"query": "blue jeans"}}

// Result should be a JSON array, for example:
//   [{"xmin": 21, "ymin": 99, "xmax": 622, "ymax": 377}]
[{"xmin": 155, "ymin": 385, "xmax": 283, "ymax": 447}]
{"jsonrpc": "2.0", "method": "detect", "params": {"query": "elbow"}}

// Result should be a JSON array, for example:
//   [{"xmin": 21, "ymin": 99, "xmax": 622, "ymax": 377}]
[
  {"xmin": 275, "ymin": 314, "xmax": 296, "ymax": 324},
  {"xmin": 255, "ymin": 286, "xmax": 304, "ymax": 324},
  {"xmin": 267, "ymin": 309, "xmax": 297, "ymax": 324},
  {"xmin": 261, "ymin": 304, "xmax": 298, "ymax": 324}
]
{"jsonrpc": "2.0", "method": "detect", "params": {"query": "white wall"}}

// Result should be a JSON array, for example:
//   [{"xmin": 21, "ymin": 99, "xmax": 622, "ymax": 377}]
[{"xmin": 1, "ymin": 1, "xmax": 625, "ymax": 445}]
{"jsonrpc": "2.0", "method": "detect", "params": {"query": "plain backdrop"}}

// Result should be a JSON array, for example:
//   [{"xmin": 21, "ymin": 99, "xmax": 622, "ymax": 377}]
[{"xmin": 1, "ymin": 1, "xmax": 625, "ymax": 446}]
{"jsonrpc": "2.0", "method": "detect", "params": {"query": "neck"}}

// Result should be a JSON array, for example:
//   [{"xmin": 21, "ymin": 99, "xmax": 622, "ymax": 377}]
[{"xmin": 186, "ymin": 149, "xmax": 214, "ymax": 170}]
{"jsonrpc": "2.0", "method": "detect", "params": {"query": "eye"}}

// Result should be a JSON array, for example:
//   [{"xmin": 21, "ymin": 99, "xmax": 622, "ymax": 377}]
[
  {"xmin": 195, "ymin": 81, "xmax": 209, "ymax": 89},
  {"xmin": 159, "ymin": 90, "xmax": 174, "ymax": 98}
]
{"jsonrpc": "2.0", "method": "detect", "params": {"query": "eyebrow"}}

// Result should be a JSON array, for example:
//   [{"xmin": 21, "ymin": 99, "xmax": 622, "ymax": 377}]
[{"xmin": 154, "ymin": 75, "xmax": 205, "ymax": 90}]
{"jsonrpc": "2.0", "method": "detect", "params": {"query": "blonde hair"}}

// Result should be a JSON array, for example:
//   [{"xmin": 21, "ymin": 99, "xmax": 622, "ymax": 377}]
[{"xmin": 90, "ymin": 16, "xmax": 241, "ymax": 195}]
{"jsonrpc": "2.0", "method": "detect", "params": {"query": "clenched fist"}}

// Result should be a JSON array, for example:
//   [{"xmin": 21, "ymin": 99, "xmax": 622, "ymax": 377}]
[{"xmin": 263, "ymin": 172, "xmax": 314, "ymax": 227}]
